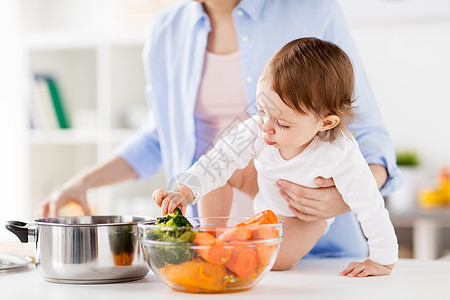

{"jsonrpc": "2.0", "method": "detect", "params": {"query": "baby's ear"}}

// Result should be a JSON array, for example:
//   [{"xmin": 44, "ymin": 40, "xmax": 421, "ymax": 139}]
[{"xmin": 319, "ymin": 115, "xmax": 340, "ymax": 132}]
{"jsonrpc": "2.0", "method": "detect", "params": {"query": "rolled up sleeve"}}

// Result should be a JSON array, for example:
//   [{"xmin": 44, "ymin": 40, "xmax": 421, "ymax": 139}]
[
  {"xmin": 114, "ymin": 122, "xmax": 162, "ymax": 180},
  {"xmin": 356, "ymin": 128, "xmax": 404, "ymax": 197}
]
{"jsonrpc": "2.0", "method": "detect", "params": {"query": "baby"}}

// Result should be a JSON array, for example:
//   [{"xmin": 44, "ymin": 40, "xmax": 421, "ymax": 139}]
[{"xmin": 153, "ymin": 37, "xmax": 398, "ymax": 277}]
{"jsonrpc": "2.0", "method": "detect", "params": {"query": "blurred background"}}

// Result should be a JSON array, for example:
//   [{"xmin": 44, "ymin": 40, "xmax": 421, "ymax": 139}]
[{"xmin": 0, "ymin": 0, "xmax": 449, "ymax": 259}]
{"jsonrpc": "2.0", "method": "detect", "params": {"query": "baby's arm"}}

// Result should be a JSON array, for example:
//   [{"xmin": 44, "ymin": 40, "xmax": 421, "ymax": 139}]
[
  {"xmin": 182, "ymin": 117, "xmax": 264, "ymax": 204},
  {"xmin": 153, "ymin": 117, "xmax": 263, "ymax": 214},
  {"xmin": 152, "ymin": 185, "xmax": 194, "ymax": 215},
  {"xmin": 331, "ymin": 140, "xmax": 398, "ymax": 277}
]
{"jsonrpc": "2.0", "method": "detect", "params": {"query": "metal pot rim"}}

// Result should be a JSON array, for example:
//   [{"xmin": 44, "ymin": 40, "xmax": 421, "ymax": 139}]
[{"xmin": 33, "ymin": 215, "xmax": 153, "ymax": 227}]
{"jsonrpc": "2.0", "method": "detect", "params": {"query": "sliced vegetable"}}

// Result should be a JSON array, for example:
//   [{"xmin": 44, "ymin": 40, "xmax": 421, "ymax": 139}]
[
  {"xmin": 194, "ymin": 232, "xmax": 216, "ymax": 245},
  {"xmin": 225, "ymin": 242, "xmax": 258, "ymax": 278},
  {"xmin": 217, "ymin": 226, "xmax": 251, "ymax": 242},
  {"xmin": 194, "ymin": 232, "xmax": 231, "ymax": 265},
  {"xmin": 250, "ymin": 225, "xmax": 279, "ymax": 240},
  {"xmin": 160, "ymin": 258, "xmax": 227, "ymax": 293},
  {"xmin": 257, "ymin": 244, "xmax": 277, "ymax": 266},
  {"xmin": 196, "ymin": 225, "xmax": 217, "ymax": 237},
  {"xmin": 206, "ymin": 240, "xmax": 232, "ymax": 265},
  {"xmin": 238, "ymin": 210, "xmax": 278, "ymax": 226}
]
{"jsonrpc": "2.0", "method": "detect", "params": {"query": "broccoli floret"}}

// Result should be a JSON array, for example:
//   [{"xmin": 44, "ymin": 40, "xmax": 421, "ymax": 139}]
[
  {"xmin": 156, "ymin": 208, "xmax": 192, "ymax": 227},
  {"xmin": 165, "ymin": 215, "xmax": 192, "ymax": 228},
  {"xmin": 147, "ymin": 242, "xmax": 193, "ymax": 268},
  {"xmin": 156, "ymin": 214, "xmax": 172, "ymax": 225},
  {"xmin": 177, "ymin": 230, "xmax": 197, "ymax": 242},
  {"xmin": 145, "ymin": 208, "xmax": 197, "ymax": 268}
]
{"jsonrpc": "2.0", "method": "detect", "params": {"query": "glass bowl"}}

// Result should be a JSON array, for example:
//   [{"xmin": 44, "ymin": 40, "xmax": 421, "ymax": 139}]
[{"xmin": 138, "ymin": 217, "xmax": 284, "ymax": 293}]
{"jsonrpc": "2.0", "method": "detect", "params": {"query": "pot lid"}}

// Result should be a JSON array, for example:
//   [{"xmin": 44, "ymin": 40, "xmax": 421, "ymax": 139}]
[{"xmin": 0, "ymin": 252, "xmax": 32, "ymax": 273}]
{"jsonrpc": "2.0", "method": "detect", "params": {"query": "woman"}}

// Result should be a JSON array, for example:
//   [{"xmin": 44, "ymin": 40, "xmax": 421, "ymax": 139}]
[{"xmin": 38, "ymin": 0, "xmax": 403, "ymax": 259}]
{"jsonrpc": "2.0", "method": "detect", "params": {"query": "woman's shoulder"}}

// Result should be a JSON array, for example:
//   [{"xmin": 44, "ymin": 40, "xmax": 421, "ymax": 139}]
[{"xmin": 146, "ymin": 1, "xmax": 199, "ymax": 38}]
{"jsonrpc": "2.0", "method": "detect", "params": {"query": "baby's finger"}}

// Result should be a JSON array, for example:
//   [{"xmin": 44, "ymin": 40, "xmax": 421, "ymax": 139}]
[
  {"xmin": 152, "ymin": 189, "xmax": 160, "ymax": 205},
  {"xmin": 153, "ymin": 189, "xmax": 168, "ymax": 207},
  {"xmin": 357, "ymin": 269, "xmax": 372, "ymax": 277},
  {"xmin": 168, "ymin": 196, "xmax": 183, "ymax": 214},
  {"xmin": 359, "ymin": 266, "xmax": 391, "ymax": 277},
  {"xmin": 161, "ymin": 197, "xmax": 171, "ymax": 215},
  {"xmin": 347, "ymin": 265, "xmax": 365, "ymax": 277},
  {"xmin": 339, "ymin": 262, "xmax": 358, "ymax": 276}
]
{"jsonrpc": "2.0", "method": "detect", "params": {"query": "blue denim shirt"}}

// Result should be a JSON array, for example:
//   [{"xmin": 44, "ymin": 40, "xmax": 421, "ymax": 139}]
[{"xmin": 115, "ymin": 0, "xmax": 404, "ymax": 258}]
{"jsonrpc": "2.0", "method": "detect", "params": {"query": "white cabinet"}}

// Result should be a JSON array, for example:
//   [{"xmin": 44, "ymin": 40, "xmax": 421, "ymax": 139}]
[{"xmin": 20, "ymin": 0, "xmax": 168, "ymax": 217}]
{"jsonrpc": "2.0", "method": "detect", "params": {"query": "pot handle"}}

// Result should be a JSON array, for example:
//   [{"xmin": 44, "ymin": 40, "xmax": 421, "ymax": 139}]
[{"xmin": 5, "ymin": 221, "xmax": 36, "ymax": 243}]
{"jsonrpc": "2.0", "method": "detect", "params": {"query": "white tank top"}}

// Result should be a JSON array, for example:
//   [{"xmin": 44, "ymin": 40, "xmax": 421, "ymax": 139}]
[{"xmin": 194, "ymin": 50, "xmax": 249, "ymax": 161}]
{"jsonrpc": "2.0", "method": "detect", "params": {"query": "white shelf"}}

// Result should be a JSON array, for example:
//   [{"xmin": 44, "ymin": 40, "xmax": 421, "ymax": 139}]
[
  {"xmin": 20, "ymin": 0, "xmax": 159, "ymax": 216},
  {"xmin": 22, "ymin": 31, "xmax": 146, "ymax": 51},
  {"xmin": 28, "ymin": 129, "xmax": 136, "ymax": 145}
]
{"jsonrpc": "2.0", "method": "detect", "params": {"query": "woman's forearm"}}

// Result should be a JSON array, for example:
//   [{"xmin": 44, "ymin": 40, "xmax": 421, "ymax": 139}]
[
  {"xmin": 369, "ymin": 164, "xmax": 388, "ymax": 190},
  {"xmin": 76, "ymin": 156, "xmax": 139, "ymax": 189}
]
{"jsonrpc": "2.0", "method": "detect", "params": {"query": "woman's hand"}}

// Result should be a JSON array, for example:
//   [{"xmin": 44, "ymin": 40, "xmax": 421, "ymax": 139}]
[
  {"xmin": 276, "ymin": 177, "xmax": 350, "ymax": 221},
  {"xmin": 37, "ymin": 177, "xmax": 91, "ymax": 218},
  {"xmin": 339, "ymin": 259, "xmax": 395, "ymax": 277},
  {"xmin": 277, "ymin": 164, "xmax": 388, "ymax": 222},
  {"xmin": 37, "ymin": 156, "xmax": 139, "ymax": 218}
]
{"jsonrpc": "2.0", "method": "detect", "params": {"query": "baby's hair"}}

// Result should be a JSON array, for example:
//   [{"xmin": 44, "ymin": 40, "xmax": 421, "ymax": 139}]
[{"xmin": 262, "ymin": 37, "xmax": 355, "ymax": 141}]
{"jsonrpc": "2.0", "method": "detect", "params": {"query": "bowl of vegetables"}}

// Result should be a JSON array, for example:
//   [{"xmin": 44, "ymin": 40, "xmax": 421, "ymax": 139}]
[{"xmin": 138, "ymin": 209, "xmax": 284, "ymax": 293}]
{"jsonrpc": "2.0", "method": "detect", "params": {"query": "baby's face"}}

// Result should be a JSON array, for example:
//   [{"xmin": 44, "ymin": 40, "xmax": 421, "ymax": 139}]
[{"xmin": 255, "ymin": 79, "xmax": 323, "ymax": 158}]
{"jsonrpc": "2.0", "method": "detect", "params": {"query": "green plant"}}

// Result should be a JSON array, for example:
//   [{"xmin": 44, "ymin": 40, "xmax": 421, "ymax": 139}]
[{"xmin": 396, "ymin": 151, "xmax": 419, "ymax": 166}]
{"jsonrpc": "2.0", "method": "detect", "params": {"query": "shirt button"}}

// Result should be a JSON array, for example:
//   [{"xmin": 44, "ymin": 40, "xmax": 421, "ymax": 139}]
[
  {"xmin": 237, "ymin": 10, "xmax": 244, "ymax": 16},
  {"xmin": 246, "ymin": 76, "xmax": 253, "ymax": 83},
  {"xmin": 242, "ymin": 35, "xmax": 249, "ymax": 42}
]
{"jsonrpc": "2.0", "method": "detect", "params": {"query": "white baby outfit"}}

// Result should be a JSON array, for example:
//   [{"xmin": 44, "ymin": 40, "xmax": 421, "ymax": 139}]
[{"xmin": 184, "ymin": 116, "xmax": 398, "ymax": 265}]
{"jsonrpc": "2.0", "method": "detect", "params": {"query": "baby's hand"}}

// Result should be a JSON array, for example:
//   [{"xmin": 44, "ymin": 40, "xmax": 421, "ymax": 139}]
[
  {"xmin": 339, "ymin": 259, "xmax": 394, "ymax": 277},
  {"xmin": 152, "ymin": 185, "xmax": 194, "ymax": 215}
]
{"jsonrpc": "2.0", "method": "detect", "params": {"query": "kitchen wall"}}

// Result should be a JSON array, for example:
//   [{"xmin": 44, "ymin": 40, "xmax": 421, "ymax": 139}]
[
  {"xmin": 1, "ymin": 0, "xmax": 450, "ymax": 242},
  {"xmin": 340, "ymin": 1, "xmax": 450, "ymax": 257},
  {"xmin": 340, "ymin": 0, "xmax": 450, "ymax": 176}
]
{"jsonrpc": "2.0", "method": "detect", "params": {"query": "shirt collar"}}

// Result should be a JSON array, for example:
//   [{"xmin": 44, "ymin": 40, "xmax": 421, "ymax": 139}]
[
  {"xmin": 189, "ymin": 0, "xmax": 267, "ymax": 28},
  {"xmin": 188, "ymin": 2, "xmax": 209, "ymax": 29},
  {"xmin": 236, "ymin": 0, "xmax": 266, "ymax": 20}
]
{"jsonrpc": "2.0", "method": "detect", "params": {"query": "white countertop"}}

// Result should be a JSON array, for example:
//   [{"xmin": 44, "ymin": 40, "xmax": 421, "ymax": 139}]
[{"xmin": 1, "ymin": 257, "xmax": 449, "ymax": 300}]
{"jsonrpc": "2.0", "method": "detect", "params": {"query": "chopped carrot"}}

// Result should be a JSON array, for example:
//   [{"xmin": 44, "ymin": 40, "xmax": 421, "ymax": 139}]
[
  {"xmin": 217, "ymin": 226, "xmax": 251, "ymax": 242},
  {"xmin": 194, "ymin": 232, "xmax": 231, "ymax": 265},
  {"xmin": 251, "ymin": 226, "xmax": 279, "ymax": 240},
  {"xmin": 206, "ymin": 240, "xmax": 231, "ymax": 265},
  {"xmin": 238, "ymin": 210, "xmax": 278, "ymax": 226},
  {"xmin": 194, "ymin": 232, "xmax": 216, "ymax": 246},
  {"xmin": 196, "ymin": 225, "xmax": 217, "ymax": 237},
  {"xmin": 257, "ymin": 244, "xmax": 277, "ymax": 266},
  {"xmin": 224, "ymin": 275, "xmax": 257, "ymax": 290},
  {"xmin": 225, "ymin": 243, "xmax": 258, "ymax": 278},
  {"xmin": 160, "ymin": 258, "xmax": 227, "ymax": 293}
]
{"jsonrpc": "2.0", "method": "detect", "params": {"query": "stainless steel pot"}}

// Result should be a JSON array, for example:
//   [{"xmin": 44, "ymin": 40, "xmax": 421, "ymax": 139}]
[{"xmin": 6, "ymin": 216, "xmax": 154, "ymax": 284}]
